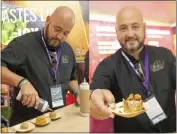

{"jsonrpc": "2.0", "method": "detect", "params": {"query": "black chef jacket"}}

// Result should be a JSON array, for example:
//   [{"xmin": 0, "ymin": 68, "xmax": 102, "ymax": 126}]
[
  {"xmin": 84, "ymin": 50, "xmax": 89, "ymax": 83},
  {"xmin": 1, "ymin": 31, "xmax": 77, "ymax": 126},
  {"xmin": 90, "ymin": 45, "xmax": 176, "ymax": 133}
]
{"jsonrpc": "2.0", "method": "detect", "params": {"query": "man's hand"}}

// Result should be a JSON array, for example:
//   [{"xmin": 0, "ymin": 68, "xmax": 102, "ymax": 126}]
[
  {"xmin": 75, "ymin": 94, "xmax": 80, "ymax": 106},
  {"xmin": 20, "ymin": 82, "xmax": 40, "ymax": 109},
  {"xmin": 90, "ymin": 89, "xmax": 116, "ymax": 120}
]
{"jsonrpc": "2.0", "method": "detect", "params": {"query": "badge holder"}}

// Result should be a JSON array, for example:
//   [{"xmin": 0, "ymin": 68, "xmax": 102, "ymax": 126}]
[
  {"xmin": 144, "ymin": 95, "xmax": 167, "ymax": 125},
  {"xmin": 50, "ymin": 85, "xmax": 64, "ymax": 108}
]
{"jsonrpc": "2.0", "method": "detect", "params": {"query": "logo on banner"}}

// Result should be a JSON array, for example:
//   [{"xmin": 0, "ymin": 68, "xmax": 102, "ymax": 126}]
[
  {"xmin": 61, "ymin": 55, "xmax": 69, "ymax": 64},
  {"xmin": 150, "ymin": 60, "xmax": 164, "ymax": 72}
]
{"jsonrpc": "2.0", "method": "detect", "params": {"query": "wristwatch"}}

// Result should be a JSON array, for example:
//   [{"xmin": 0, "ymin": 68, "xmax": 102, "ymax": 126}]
[{"xmin": 73, "ymin": 89, "xmax": 80, "ymax": 97}]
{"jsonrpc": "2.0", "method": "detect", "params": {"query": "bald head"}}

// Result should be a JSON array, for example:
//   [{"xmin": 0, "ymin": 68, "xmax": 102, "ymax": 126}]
[
  {"xmin": 44, "ymin": 6, "xmax": 75, "ymax": 48},
  {"xmin": 115, "ymin": 7, "xmax": 146, "ymax": 54},
  {"xmin": 51, "ymin": 6, "xmax": 75, "ymax": 24},
  {"xmin": 116, "ymin": 6, "xmax": 144, "ymax": 26}
]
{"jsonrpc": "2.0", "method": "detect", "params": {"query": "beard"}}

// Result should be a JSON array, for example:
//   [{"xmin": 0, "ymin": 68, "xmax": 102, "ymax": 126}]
[
  {"xmin": 44, "ymin": 24, "xmax": 61, "ymax": 48},
  {"xmin": 121, "ymin": 36, "xmax": 144, "ymax": 53}
]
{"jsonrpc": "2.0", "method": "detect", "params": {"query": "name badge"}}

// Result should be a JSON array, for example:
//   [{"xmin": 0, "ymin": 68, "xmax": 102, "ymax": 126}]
[
  {"xmin": 144, "ymin": 96, "xmax": 167, "ymax": 125},
  {"xmin": 50, "ymin": 85, "xmax": 64, "ymax": 108}
]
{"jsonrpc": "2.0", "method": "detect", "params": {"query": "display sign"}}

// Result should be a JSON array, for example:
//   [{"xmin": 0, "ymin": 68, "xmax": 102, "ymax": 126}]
[{"xmin": 1, "ymin": 1, "xmax": 88, "ymax": 62}]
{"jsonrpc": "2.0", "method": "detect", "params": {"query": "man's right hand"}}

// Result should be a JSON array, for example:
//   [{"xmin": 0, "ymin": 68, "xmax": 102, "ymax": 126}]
[
  {"xmin": 90, "ymin": 89, "xmax": 116, "ymax": 120},
  {"xmin": 1, "ymin": 67, "xmax": 40, "ymax": 109},
  {"xmin": 20, "ymin": 82, "xmax": 40, "ymax": 109}
]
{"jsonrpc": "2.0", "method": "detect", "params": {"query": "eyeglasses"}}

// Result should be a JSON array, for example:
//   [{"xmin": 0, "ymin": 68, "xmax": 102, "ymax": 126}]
[{"xmin": 134, "ymin": 62, "xmax": 145, "ymax": 83}]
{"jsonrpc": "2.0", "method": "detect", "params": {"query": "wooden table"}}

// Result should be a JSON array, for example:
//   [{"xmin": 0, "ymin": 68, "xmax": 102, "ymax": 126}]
[{"xmin": 13, "ymin": 104, "xmax": 89, "ymax": 133}]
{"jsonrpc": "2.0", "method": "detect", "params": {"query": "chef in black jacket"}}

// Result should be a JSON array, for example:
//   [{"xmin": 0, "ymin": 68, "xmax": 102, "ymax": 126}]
[
  {"xmin": 90, "ymin": 7, "xmax": 176, "ymax": 133},
  {"xmin": 1, "ymin": 6, "xmax": 80, "ymax": 126}
]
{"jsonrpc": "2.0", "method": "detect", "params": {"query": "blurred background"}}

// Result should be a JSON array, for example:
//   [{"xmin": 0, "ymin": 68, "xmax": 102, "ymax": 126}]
[{"xmin": 89, "ymin": 1, "xmax": 176, "ymax": 132}]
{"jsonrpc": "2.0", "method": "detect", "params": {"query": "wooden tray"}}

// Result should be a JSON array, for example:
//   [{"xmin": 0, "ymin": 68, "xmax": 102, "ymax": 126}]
[{"xmin": 109, "ymin": 102, "xmax": 146, "ymax": 118}]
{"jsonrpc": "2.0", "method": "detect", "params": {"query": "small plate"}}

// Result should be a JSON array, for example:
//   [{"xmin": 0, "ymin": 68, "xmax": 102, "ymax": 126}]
[
  {"xmin": 1, "ymin": 127, "xmax": 16, "ymax": 134},
  {"xmin": 50, "ymin": 113, "xmax": 61, "ymax": 120},
  {"xmin": 31, "ymin": 117, "xmax": 51, "ymax": 126},
  {"xmin": 45, "ymin": 112, "xmax": 61, "ymax": 120},
  {"xmin": 13, "ymin": 122, "xmax": 35, "ymax": 133},
  {"xmin": 109, "ymin": 102, "xmax": 146, "ymax": 118}
]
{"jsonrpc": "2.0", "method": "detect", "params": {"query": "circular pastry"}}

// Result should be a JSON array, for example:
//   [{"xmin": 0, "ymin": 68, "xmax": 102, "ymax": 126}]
[
  {"xmin": 36, "ymin": 116, "xmax": 47, "ymax": 125},
  {"xmin": 50, "ymin": 111, "xmax": 57, "ymax": 119},
  {"xmin": 1, "ymin": 128, "xmax": 8, "ymax": 133},
  {"xmin": 20, "ymin": 123, "xmax": 29, "ymax": 129}
]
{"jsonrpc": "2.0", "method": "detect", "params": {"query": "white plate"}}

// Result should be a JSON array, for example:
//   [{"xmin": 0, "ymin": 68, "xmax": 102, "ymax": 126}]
[
  {"xmin": 31, "ymin": 117, "xmax": 51, "ymax": 126},
  {"xmin": 45, "ymin": 111, "xmax": 62, "ymax": 120},
  {"xmin": 13, "ymin": 122, "xmax": 35, "ymax": 133},
  {"xmin": 109, "ymin": 102, "xmax": 146, "ymax": 118},
  {"xmin": 1, "ymin": 127, "xmax": 16, "ymax": 134},
  {"xmin": 50, "ymin": 112, "xmax": 61, "ymax": 120},
  {"xmin": 51, "ymin": 113, "xmax": 61, "ymax": 120}
]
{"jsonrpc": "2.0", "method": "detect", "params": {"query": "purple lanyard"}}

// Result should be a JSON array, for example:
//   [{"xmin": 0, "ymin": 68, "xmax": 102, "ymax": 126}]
[
  {"xmin": 121, "ymin": 48, "xmax": 151, "ymax": 95},
  {"xmin": 41, "ymin": 29, "xmax": 61, "ymax": 83}
]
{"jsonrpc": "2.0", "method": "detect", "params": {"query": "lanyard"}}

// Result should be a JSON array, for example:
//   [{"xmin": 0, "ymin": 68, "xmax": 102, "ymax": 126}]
[
  {"xmin": 121, "ymin": 47, "xmax": 151, "ymax": 96},
  {"xmin": 41, "ymin": 29, "xmax": 61, "ymax": 83}
]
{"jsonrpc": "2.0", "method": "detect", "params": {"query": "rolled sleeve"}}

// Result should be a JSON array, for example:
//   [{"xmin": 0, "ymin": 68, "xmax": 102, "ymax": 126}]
[
  {"xmin": 90, "ymin": 58, "xmax": 113, "ymax": 90},
  {"xmin": 1, "ymin": 39, "xmax": 26, "ymax": 72}
]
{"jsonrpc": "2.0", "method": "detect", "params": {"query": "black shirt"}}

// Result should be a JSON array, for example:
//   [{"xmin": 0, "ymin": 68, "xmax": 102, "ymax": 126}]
[
  {"xmin": 84, "ymin": 50, "xmax": 89, "ymax": 83},
  {"xmin": 90, "ymin": 45, "xmax": 176, "ymax": 133},
  {"xmin": 1, "ymin": 31, "xmax": 77, "ymax": 126}
]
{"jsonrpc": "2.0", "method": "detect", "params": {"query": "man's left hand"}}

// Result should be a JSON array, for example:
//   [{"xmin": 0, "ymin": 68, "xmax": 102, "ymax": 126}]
[{"xmin": 75, "ymin": 95, "xmax": 80, "ymax": 106}]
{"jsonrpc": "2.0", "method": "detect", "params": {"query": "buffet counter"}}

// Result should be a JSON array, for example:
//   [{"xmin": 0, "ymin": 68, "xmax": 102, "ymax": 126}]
[{"xmin": 13, "ymin": 104, "xmax": 89, "ymax": 133}]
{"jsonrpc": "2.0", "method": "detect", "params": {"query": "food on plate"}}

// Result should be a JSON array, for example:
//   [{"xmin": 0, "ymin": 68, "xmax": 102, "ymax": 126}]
[
  {"xmin": 50, "ymin": 111, "xmax": 57, "ymax": 119},
  {"xmin": 36, "ymin": 115, "xmax": 47, "ymax": 125},
  {"xmin": 1, "ymin": 128, "xmax": 8, "ymax": 133},
  {"xmin": 123, "ymin": 93, "xmax": 143, "ymax": 113},
  {"xmin": 20, "ymin": 123, "xmax": 29, "ymax": 129}
]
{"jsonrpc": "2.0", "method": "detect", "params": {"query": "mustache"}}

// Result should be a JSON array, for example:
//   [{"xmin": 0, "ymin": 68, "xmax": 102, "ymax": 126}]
[
  {"xmin": 48, "ymin": 38, "xmax": 61, "ymax": 43},
  {"xmin": 47, "ymin": 39, "xmax": 61, "ymax": 48},
  {"xmin": 45, "ymin": 28, "xmax": 61, "ymax": 44},
  {"xmin": 125, "ymin": 37, "xmax": 138, "ymax": 42},
  {"xmin": 125, "ymin": 35, "xmax": 139, "ymax": 42}
]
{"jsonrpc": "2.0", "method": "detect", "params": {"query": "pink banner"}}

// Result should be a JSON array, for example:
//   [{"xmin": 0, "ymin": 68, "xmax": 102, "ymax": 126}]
[{"xmin": 89, "ymin": 20, "xmax": 175, "ymax": 132}]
